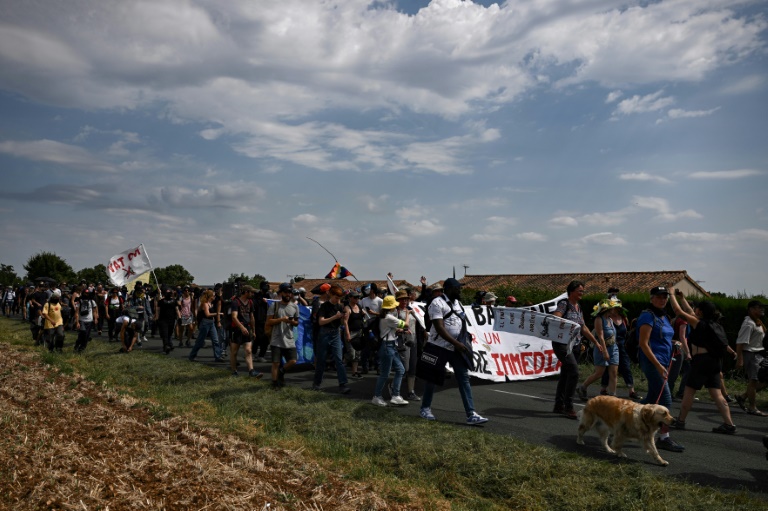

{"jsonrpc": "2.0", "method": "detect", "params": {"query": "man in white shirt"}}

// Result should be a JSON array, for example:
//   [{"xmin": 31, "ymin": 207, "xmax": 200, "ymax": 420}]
[{"xmin": 419, "ymin": 278, "xmax": 488, "ymax": 426}]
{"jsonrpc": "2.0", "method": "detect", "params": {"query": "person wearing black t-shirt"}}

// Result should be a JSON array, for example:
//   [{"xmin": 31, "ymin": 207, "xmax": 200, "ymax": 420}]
[
  {"xmin": 312, "ymin": 284, "xmax": 351, "ymax": 394},
  {"xmin": 229, "ymin": 286, "xmax": 263, "ymax": 379},
  {"xmin": 155, "ymin": 288, "xmax": 180, "ymax": 354}
]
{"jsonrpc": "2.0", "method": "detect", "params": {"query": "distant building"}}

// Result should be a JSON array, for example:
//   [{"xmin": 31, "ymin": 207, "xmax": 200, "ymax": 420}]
[{"xmin": 459, "ymin": 270, "xmax": 709, "ymax": 297}]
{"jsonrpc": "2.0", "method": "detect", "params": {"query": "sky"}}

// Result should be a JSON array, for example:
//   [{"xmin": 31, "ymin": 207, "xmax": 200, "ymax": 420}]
[{"xmin": 0, "ymin": 0, "xmax": 767, "ymax": 296}]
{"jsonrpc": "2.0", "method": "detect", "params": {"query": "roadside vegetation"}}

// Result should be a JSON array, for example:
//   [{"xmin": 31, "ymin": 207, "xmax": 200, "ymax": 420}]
[{"xmin": 1, "ymin": 317, "xmax": 765, "ymax": 510}]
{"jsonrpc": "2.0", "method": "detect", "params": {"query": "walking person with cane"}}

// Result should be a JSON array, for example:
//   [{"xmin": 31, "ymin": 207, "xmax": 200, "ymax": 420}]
[{"xmin": 638, "ymin": 286, "xmax": 685, "ymax": 453}]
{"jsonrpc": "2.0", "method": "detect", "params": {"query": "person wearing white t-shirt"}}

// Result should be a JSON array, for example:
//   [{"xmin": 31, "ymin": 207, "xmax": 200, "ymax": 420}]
[
  {"xmin": 360, "ymin": 283, "xmax": 383, "ymax": 374},
  {"xmin": 419, "ymin": 278, "xmax": 488, "ymax": 426},
  {"xmin": 73, "ymin": 291, "xmax": 98, "ymax": 353},
  {"xmin": 735, "ymin": 300, "xmax": 767, "ymax": 416}
]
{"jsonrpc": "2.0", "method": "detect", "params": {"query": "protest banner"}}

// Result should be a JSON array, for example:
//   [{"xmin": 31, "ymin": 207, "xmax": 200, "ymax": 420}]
[
  {"xmin": 410, "ymin": 293, "xmax": 581, "ymax": 382},
  {"xmin": 106, "ymin": 244, "xmax": 153, "ymax": 287}
]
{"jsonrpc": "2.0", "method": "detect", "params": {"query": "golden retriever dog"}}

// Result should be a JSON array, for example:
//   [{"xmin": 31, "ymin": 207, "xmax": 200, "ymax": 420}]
[{"xmin": 576, "ymin": 395, "xmax": 674, "ymax": 466}]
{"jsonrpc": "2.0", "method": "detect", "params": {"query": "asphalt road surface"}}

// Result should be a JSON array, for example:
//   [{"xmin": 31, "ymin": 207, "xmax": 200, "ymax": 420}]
[{"xmin": 137, "ymin": 334, "xmax": 768, "ymax": 496}]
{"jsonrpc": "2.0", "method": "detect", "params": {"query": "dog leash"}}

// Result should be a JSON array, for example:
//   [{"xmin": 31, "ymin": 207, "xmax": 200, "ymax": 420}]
[{"xmin": 654, "ymin": 347, "xmax": 678, "ymax": 404}]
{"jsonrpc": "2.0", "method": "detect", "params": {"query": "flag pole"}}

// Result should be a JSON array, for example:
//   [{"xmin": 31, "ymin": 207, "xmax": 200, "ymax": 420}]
[{"xmin": 140, "ymin": 244, "xmax": 162, "ymax": 290}]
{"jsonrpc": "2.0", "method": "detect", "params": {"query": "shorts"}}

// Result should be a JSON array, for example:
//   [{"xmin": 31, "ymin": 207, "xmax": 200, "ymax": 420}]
[
  {"xmin": 231, "ymin": 328, "xmax": 252, "ymax": 345},
  {"xmin": 686, "ymin": 354, "xmax": 722, "ymax": 390},
  {"xmin": 593, "ymin": 342, "xmax": 619, "ymax": 366},
  {"xmin": 743, "ymin": 351, "xmax": 764, "ymax": 381},
  {"xmin": 180, "ymin": 315, "xmax": 194, "ymax": 326},
  {"xmin": 271, "ymin": 346, "xmax": 297, "ymax": 364}
]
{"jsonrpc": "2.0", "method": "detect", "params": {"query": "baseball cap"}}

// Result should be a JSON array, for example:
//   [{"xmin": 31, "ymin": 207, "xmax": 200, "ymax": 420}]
[
  {"xmin": 483, "ymin": 292, "xmax": 497, "ymax": 302},
  {"xmin": 650, "ymin": 286, "xmax": 670, "ymax": 296},
  {"xmin": 443, "ymin": 278, "xmax": 463, "ymax": 289},
  {"xmin": 747, "ymin": 300, "xmax": 764, "ymax": 309},
  {"xmin": 506, "ymin": 295, "xmax": 517, "ymax": 304},
  {"xmin": 278, "ymin": 282, "xmax": 292, "ymax": 293},
  {"xmin": 318, "ymin": 283, "xmax": 331, "ymax": 293},
  {"xmin": 241, "ymin": 285, "xmax": 256, "ymax": 293}
]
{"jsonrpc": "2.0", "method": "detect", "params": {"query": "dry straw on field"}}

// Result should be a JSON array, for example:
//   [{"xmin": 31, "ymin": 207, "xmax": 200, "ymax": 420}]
[{"xmin": 0, "ymin": 343, "xmax": 407, "ymax": 511}]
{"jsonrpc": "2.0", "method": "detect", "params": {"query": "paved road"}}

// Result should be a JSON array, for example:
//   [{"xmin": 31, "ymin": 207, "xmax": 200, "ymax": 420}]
[{"xmin": 139, "ymin": 335, "xmax": 768, "ymax": 496}]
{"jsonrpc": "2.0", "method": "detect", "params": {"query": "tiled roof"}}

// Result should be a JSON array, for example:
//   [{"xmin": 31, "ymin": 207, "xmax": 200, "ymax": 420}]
[{"xmin": 459, "ymin": 271, "xmax": 709, "ymax": 296}]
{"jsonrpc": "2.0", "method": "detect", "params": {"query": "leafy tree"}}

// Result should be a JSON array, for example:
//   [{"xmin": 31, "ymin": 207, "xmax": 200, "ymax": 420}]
[
  {"xmin": 23, "ymin": 251, "xmax": 76, "ymax": 285},
  {"xmin": 0, "ymin": 263, "xmax": 22, "ymax": 287},
  {"xmin": 76, "ymin": 264, "xmax": 108, "ymax": 285},
  {"xmin": 227, "ymin": 273, "xmax": 267, "ymax": 288},
  {"xmin": 154, "ymin": 264, "xmax": 194, "ymax": 287}
]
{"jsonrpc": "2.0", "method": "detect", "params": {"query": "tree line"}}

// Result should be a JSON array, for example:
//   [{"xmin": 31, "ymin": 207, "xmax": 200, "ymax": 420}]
[{"xmin": 0, "ymin": 251, "xmax": 266, "ymax": 289}]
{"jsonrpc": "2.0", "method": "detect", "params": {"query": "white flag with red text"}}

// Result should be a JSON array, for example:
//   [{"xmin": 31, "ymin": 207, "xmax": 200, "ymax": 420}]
[{"xmin": 106, "ymin": 244, "xmax": 152, "ymax": 287}]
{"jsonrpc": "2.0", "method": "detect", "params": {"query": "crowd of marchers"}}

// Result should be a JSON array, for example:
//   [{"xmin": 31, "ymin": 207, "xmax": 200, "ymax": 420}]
[{"xmin": 2, "ymin": 277, "xmax": 766, "ymax": 450}]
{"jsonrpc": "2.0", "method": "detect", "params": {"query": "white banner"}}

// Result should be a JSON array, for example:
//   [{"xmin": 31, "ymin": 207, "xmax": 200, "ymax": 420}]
[
  {"xmin": 106, "ymin": 244, "xmax": 152, "ymax": 287},
  {"xmin": 411, "ymin": 293, "xmax": 581, "ymax": 382}
]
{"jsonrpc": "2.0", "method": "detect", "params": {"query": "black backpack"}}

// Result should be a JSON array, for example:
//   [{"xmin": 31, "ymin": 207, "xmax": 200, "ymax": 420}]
[{"xmin": 423, "ymin": 295, "xmax": 458, "ymax": 336}]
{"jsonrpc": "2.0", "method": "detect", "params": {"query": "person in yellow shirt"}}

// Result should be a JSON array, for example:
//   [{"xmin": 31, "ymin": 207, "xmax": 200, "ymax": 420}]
[{"xmin": 41, "ymin": 290, "xmax": 65, "ymax": 352}]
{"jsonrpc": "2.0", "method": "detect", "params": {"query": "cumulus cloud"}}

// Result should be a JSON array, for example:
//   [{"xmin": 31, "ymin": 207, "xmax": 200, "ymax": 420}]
[
  {"xmin": 0, "ymin": 0, "xmax": 763, "ymax": 175},
  {"xmin": 619, "ymin": 172, "xmax": 672, "ymax": 184},
  {"xmin": 516, "ymin": 232, "xmax": 547, "ymax": 242},
  {"xmin": 666, "ymin": 107, "xmax": 721, "ymax": 119},
  {"xmin": 0, "ymin": 139, "xmax": 116, "ymax": 172},
  {"xmin": 548, "ymin": 216, "xmax": 578, "ymax": 228},
  {"xmin": 689, "ymin": 169, "xmax": 763, "ymax": 179},
  {"xmin": 632, "ymin": 196, "xmax": 702, "ymax": 222},
  {"xmin": 613, "ymin": 90, "xmax": 675, "ymax": 117},
  {"xmin": 563, "ymin": 232, "xmax": 628, "ymax": 248}
]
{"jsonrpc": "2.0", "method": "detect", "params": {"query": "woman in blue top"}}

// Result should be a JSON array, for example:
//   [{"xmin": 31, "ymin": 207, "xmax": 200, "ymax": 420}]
[{"xmin": 638, "ymin": 286, "xmax": 684, "ymax": 453}]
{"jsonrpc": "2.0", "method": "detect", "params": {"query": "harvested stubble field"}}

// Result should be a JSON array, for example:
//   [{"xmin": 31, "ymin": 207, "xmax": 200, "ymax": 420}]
[{"xmin": 0, "ymin": 342, "xmax": 411, "ymax": 511}]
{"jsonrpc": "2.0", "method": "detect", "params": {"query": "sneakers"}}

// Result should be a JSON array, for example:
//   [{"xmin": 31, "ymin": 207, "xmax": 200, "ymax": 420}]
[
  {"xmin": 249, "ymin": 369, "xmax": 263, "ymax": 379},
  {"xmin": 390, "ymin": 395, "xmax": 409, "ymax": 406},
  {"xmin": 576, "ymin": 385, "xmax": 588, "ymax": 401},
  {"xmin": 656, "ymin": 437, "xmax": 685, "ymax": 452},
  {"xmin": 712, "ymin": 423, "xmax": 736, "ymax": 435},
  {"xmin": 466, "ymin": 412, "xmax": 489, "ymax": 425},
  {"xmin": 406, "ymin": 392, "xmax": 421, "ymax": 402},
  {"xmin": 735, "ymin": 395, "xmax": 748, "ymax": 412},
  {"xmin": 420, "ymin": 407, "xmax": 436, "ymax": 421},
  {"xmin": 671, "ymin": 418, "xmax": 686, "ymax": 430},
  {"xmin": 351, "ymin": 372, "xmax": 363, "ymax": 379},
  {"xmin": 255, "ymin": 356, "xmax": 267, "ymax": 363},
  {"xmin": 339, "ymin": 384, "xmax": 351, "ymax": 395},
  {"xmin": 371, "ymin": 396, "xmax": 388, "ymax": 407},
  {"xmin": 231, "ymin": 371, "xmax": 239, "ymax": 377},
  {"xmin": 628, "ymin": 391, "xmax": 639, "ymax": 400}
]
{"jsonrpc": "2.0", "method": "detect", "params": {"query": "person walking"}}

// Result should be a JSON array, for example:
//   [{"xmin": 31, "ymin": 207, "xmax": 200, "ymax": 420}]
[
  {"xmin": 229, "ymin": 285, "xmax": 263, "ymax": 379},
  {"xmin": 312, "ymin": 284, "xmax": 351, "ymax": 394},
  {"xmin": 551, "ymin": 280, "xmax": 599, "ymax": 419},
  {"xmin": 266, "ymin": 283, "xmax": 300, "ymax": 389},
  {"xmin": 637, "ymin": 286, "xmax": 685, "ymax": 453},
  {"xmin": 669, "ymin": 290, "xmax": 736, "ymax": 434},
  {"xmin": 419, "ymin": 278, "xmax": 488, "ymax": 425},
  {"xmin": 575, "ymin": 299, "xmax": 621, "ymax": 400},
  {"xmin": 734, "ymin": 300, "xmax": 767, "ymax": 416},
  {"xmin": 189, "ymin": 289, "xmax": 224, "ymax": 362},
  {"xmin": 371, "ymin": 294, "xmax": 409, "ymax": 407}
]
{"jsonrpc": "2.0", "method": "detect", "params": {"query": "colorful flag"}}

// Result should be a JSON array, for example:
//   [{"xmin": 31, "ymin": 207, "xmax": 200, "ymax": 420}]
[
  {"xmin": 325, "ymin": 262, "xmax": 341, "ymax": 279},
  {"xmin": 106, "ymin": 244, "xmax": 153, "ymax": 287},
  {"xmin": 326, "ymin": 262, "xmax": 354, "ymax": 279}
]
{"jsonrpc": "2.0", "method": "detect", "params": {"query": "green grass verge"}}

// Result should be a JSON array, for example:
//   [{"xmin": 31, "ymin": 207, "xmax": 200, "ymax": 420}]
[{"xmin": 1, "ymin": 317, "xmax": 764, "ymax": 510}]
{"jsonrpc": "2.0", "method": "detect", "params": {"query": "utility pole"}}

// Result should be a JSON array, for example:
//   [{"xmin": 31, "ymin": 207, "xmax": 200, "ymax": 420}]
[{"xmin": 462, "ymin": 264, "xmax": 470, "ymax": 277}]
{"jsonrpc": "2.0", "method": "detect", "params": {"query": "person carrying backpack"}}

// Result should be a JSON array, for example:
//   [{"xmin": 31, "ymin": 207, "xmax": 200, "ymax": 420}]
[
  {"xmin": 669, "ymin": 290, "xmax": 736, "ymax": 434},
  {"xmin": 418, "ymin": 278, "xmax": 488, "ymax": 425}
]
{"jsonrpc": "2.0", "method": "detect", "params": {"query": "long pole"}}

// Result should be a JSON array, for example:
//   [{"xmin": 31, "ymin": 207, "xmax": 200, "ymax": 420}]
[{"xmin": 140, "ymin": 244, "xmax": 162, "ymax": 290}]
